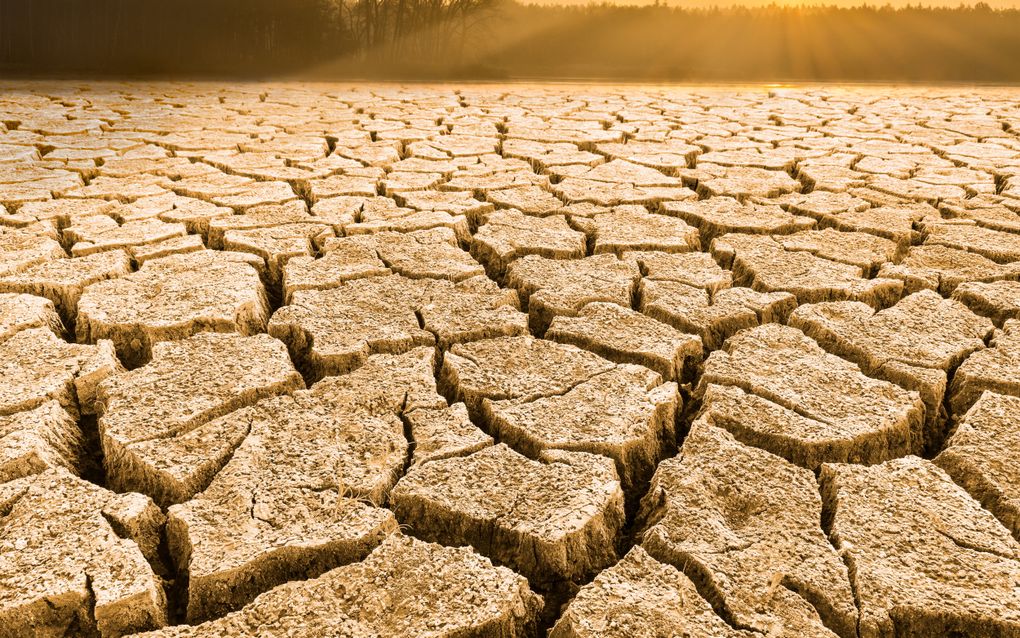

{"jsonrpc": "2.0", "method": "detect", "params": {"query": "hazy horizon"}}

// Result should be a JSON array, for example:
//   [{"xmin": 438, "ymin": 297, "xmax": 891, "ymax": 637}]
[
  {"xmin": 524, "ymin": 0, "xmax": 1020, "ymax": 7},
  {"xmin": 2, "ymin": 0, "xmax": 1020, "ymax": 81}
]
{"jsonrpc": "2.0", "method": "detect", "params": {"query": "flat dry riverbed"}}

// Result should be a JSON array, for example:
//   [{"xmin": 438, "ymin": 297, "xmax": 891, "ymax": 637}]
[{"xmin": 2, "ymin": 82, "xmax": 1020, "ymax": 637}]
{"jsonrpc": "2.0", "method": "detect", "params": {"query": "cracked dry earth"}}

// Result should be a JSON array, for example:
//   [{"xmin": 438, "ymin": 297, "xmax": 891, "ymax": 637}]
[{"xmin": 4, "ymin": 82, "xmax": 1020, "ymax": 638}]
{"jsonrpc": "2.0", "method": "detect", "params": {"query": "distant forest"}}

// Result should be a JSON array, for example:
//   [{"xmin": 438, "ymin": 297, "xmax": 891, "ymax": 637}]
[{"xmin": 1, "ymin": 1, "xmax": 1019, "ymax": 82}]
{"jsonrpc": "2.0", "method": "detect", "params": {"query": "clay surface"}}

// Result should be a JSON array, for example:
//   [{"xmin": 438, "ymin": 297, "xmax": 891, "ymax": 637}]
[
  {"xmin": 821, "ymin": 457, "xmax": 1020, "ymax": 637},
  {"xmin": 95, "ymin": 332, "xmax": 303, "ymax": 506},
  {"xmin": 4, "ymin": 83, "xmax": 1020, "ymax": 638},
  {"xmin": 638, "ymin": 422, "xmax": 857, "ymax": 638},
  {"xmin": 694, "ymin": 324, "xmax": 925, "ymax": 468}
]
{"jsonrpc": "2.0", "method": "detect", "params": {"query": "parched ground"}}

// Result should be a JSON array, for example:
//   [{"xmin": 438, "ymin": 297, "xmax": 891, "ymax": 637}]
[{"xmin": 3, "ymin": 81, "xmax": 1020, "ymax": 638}]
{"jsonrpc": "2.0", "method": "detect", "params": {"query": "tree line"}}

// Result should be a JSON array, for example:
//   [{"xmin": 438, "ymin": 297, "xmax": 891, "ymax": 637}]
[
  {"xmin": 1, "ymin": 0, "xmax": 1019, "ymax": 82},
  {"xmin": 0, "ymin": 0, "xmax": 493, "ymax": 75}
]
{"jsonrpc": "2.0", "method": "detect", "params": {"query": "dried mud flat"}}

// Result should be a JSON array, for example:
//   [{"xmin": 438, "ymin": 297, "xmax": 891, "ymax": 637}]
[{"xmin": 2, "ymin": 81, "xmax": 1020, "ymax": 637}]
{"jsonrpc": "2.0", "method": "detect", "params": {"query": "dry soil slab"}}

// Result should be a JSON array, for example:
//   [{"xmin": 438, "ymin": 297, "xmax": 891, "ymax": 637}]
[
  {"xmin": 575, "ymin": 205, "xmax": 702, "ymax": 255},
  {"xmin": 502, "ymin": 139, "xmax": 604, "ymax": 171},
  {"xmin": 441, "ymin": 335, "xmax": 679, "ymax": 493},
  {"xmin": 546, "ymin": 301, "xmax": 703, "ymax": 381},
  {"xmin": 76, "ymin": 250, "xmax": 269, "ymax": 367},
  {"xmin": 415, "ymin": 276, "xmax": 528, "ymax": 350},
  {"xmin": 550, "ymin": 545, "xmax": 755, "ymax": 638},
  {"xmin": 0, "ymin": 400, "xmax": 83, "ymax": 483},
  {"xmin": 396, "ymin": 189, "xmax": 494, "ymax": 226},
  {"xmin": 792, "ymin": 201, "xmax": 933, "ymax": 249},
  {"xmin": 167, "ymin": 346, "xmax": 446, "ymax": 621},
  {"xmin": 949, "ymin": 324, "xmax": 1020, "ymax": 415},
  {"xmin": 924, "ymin": 221, "xmax": 1020, "ymax": 264},
  {"xmin": 0, "ymin": 292, "xmax": 63, "ymax": 341},
  {"xmin": 712, "ymin": 233, "xmax": 903, "ymax": 308},
  {"xmin": 0, "ymin": 227, "xmax": 66, "ymax": 278},
  {"xmin": 789, "ymin": 290, "xmax": 993, "ymax": 448},
  {"xmin": 694, "ymin": 324, "xmax": 925, "ymax": 468},
  {"xmin": 64, "ymin": 216, "xmax": 188, "ymax": 259},
  {"xmin": 695, "ymin": 166, "xmax": 803, "ymax": 200},
  {"xmin": 936, "ymin": 391, "xmax": 1020, "ymax": 541},
  {"xmin": 348, "ymin": 201, "xmax": 471, "ymax": 240},
  {"xmin": 639, "ymin": 278, "xmax": 797, "ymax": 350},
  {"xmin": 770, "ymin": 228, "xmax": 903, "ymax": 276},
  {"xmin": 470, "ymin": 208, "xmax": 586, "ymax": 279},
  {"xmin": 482, "ymin": 364, "xmax": 678, "ymax": 496},
  {"xmin": 281, "ymin": 240, "xmax": 391, "ymax": 301},
  {"xmin": 486, "ymin": 184, "xmax": 567, "ymax": 216},
  {"xmin": 779, "ymin": 189, "xmax": 871, "ymax": 220},
  {"xmin": 505, "ymin": 253, "xmax": 641, "ymax": 332},
  {"xmin": 821, "ymin": 456, "xmax": 1020, "ymax": 638},
  {"xmin": 0, "ymin": 249, "xmax": 132, "ymax": 324},
  {"xmin": 133, "ymin": 535, "xmax": 542, "ymax": 638},
  {"xmin": 0, "ymin": 469, "xmax": 166, "ymax": 638},
  {"xmin": 440, "ymin": 334, "xmax": 617, "ymax": 412},
  {"xmin": 2, "ymin": 198, "xmax": 114, "ymax": 234},
  {"xmin": 0, "ymin": 327, "xmax": 120, "ymax": 419},
  {"xmin": 391, "ymin": 443, "xmax": 625, "ymax": 587},
  {"xmin": 943, "ymin": 196, "xmax": 1020, "ymax": 234},
  {"xmin": 626, "ymin": 249, "xmax": 734, "ymax": 292},
  {"xmin": 596, "ymin": 140, "xmax": 699, "ymax": 175},
  {"xmin": 221, "ymin": 222, "xmax": 332, "ymax": 287},
  {"xmin": 637, "ymin": 421, "xmax": 857, "ymax": 638},
  {"xmin": 269, "ymin": 274, "xmax": 525, "ymax": 378},
  {"xmin": 269, "ymin": 274, "xmax": 435, "ymax": 378},
  {"xmin": 878, "ymin": 244, "xmax": 1020, "ymax": 295},
  {"xmin": 662, "ymin": 197, "xmax": 815, "ymax": 243},
  {"xmin": 204, "ymin": 201, "xmax": 318, "ymax": 249},
  {"xmin": 952, "ymin": 279, "xmax": 1020, "ymax": 326},
  {"xmin": 64, "ymin": 174, "xmax": 172, "ymax": 202},
  {"xmin": 406, "ymin": 401, "xmax": 493, "ymax": 467},
  {"xmin": 319, "ymin": 227, "xmax": 485, "ymax": 282},
  {"xmin": 566, "ymin": 159, "xmax": 683, "ymax": 188},
  {"xmin": 552, "ymin": 177, "xmax": 695, "ymax": 207},
  {"xmin": 95, "ymin": 332, "xmax": 304, "ymax": 506}
]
